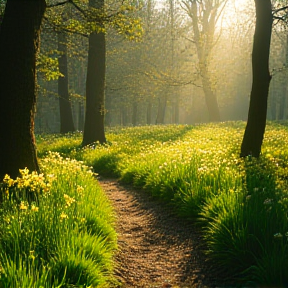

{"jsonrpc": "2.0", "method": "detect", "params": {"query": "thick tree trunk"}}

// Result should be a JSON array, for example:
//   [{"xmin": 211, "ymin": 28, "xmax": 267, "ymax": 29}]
[
  {"xmin": 82, "ymin": 0, "xmax": 106, "ymax": 146},
  {"xmin": 240, "ymin": 0, "xmax": 272, "ymax": 157},
  {"xmin": 58, "ymin": 32, "xmax": 75, "ymax": 133},
  {"xmin": 0, "ymin": 0, "xmax": 46, "ymax": 180}
]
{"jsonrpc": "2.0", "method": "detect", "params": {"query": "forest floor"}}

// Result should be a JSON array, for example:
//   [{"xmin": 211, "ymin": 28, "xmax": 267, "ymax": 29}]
[{"xmin": 98, "ymin": 177, "xmax": 220, "ymax": 288}]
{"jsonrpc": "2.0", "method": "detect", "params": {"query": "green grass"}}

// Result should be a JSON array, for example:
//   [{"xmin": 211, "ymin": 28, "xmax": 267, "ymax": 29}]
[
  {"xmin": 0, "ymin": 152, "xmax": 117, "ymax": 288},
  {"xmin": 36, "ymin": 121, "xmax": 288, "ymax": 286}
]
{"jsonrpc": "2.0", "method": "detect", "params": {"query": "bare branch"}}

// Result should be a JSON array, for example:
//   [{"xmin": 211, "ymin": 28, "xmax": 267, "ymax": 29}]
[{"xmin": 273, "ymin": 5, "xmax": 288, "ymax": 15}]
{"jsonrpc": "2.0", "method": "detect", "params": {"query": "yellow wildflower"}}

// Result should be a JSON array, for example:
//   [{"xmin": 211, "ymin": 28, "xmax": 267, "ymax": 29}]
[
  {"xmin": 64, "ymin": 194, "xmax": 76, "ymax": 207},
  {"xmin": 19, "ymin": 202, "xmax": 28, "ymax": 210},
  {"xmin": 76, "ymin": 185, "xmax": 84, "ymax": 196},
  {"xmin": 3, "ymin": 174, "xmax": 14, "ymax": 187},
  {"xmin": 60, "ymin": 212, "xmax": 68, "ymax": 219},
  {"xmin": 31, "ymin": 205, "xmax": 39, "ymax": 212}
]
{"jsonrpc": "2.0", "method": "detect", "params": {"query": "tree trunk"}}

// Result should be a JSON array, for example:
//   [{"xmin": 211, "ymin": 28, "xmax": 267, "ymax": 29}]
[
  {"xmin": 0, "ymin": 0, "xmax": 46, "ymax": 180},
  {"xmin": 82, "ymin": 0, "xmax": 106, "ymax": 146},
  {"xmin": 147, "ymin": 101, "xmax": 152, "ymax": 125},
  {"xmin": 279, "ymin": 32, "xmax": 288, "ymax": 120},
  {"xmin": 279, "ymin": 84, "xmax": 286, "ymax": 120},
  {"xmin": 132, "ymin": 100, "xmax": 138, "ymax": 126},
  {"xmin": 189, "ymin": 0, "xmax": 221, "ymax": 122},
  {"xmin": 78, "ymin": 101, "xmax": 84, "ymax": 131},
  {"xmin": 104, "ymin": 91, "xmax": 112, "ymax": 127},
  {"xmin": 156, "ymin": 95, "xmax": 167, "ymax": 124},
  {"xmin": 200, "ymin": 64, "xmax": 221, "ymax": 122},
  {"xmin": 174, "ymin": 96, "xmax": 180, "ymax": 124},
  {"xmin": 58, "ymin": 32, "xmax": 75, "ymax": 133},
  {"xmin": 240, "ymin": 0, "xmax": 272, "ymax": 157}
]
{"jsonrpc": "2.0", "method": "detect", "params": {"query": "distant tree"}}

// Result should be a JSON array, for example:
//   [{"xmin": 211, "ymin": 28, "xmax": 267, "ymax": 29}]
[
  {"xmin": 182, "ymin": 0, "xmax": 227, "ymax": 122},
  {"xmin": 270, "ymin": 0, "xmax": 288, "ymax": 120},
  {"xmin": 0, "ymin": 0, "xmax": 46, "ymax": 179},
  {"xmin": 82, "ymin": 0, "xmax": 142, "ymax": 145},
  {"xmin": 58, "ymin": 30, "xmax": 76, "ymax": 133},
  {"xmin": 82, "ymin": 0, "xmax": 106, "ymax": 146},
  {"xmin": 240, "ymin": 0, "xmax": 273, "ymax": 157}
]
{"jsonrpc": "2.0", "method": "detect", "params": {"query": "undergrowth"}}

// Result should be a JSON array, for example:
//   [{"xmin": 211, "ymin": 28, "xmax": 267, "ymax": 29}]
[
  {"xmin": 36, "ymin": 121, "xmax": 288, "ymax": 286},
  {"xmin": 0, "ymin": 152, "xmax": 117, "ymax": 288}
]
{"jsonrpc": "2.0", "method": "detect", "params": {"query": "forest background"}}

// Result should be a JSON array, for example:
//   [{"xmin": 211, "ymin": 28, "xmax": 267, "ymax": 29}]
[{"xmin": 32, "ymin": 0, "xmax": 283, "ymax": 133}]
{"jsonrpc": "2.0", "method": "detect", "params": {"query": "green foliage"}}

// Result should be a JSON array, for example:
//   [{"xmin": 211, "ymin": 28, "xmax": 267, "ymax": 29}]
[
  {"xmin": 36, "ymin": 132, "xmax": 83, "ymax": 159},
  {"xmin": 37, "ymin": 122, "xmax": 288, "ymax": 285},
  {"xmin": 45, "ymin": 1, "xmax": 143, "ymax": 40},
  {"xmin": 0, "ymin": 152, "xmax": 117, "ymax": 287},
  {"xmin": 37, "ymin": 51, "xmax": 63, "ymax": 81}
]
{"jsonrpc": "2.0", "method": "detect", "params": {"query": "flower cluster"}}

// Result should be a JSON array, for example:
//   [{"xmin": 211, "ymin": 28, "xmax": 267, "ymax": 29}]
[{"xmin": 1, "ymin": 168, "xmax": 55, "ymax": 201}]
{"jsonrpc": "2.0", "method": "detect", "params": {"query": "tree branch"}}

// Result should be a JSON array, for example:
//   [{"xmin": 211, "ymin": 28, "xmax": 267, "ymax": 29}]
[{"xmin": 47, "ymin": 0, "xmax": 69, "ymax": 8}]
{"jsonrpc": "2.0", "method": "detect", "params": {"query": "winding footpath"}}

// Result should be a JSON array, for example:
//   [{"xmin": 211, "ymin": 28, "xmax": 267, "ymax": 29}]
[{"xmin": 98, "ymin": 178, "xmax": 218, "ymax": 288}]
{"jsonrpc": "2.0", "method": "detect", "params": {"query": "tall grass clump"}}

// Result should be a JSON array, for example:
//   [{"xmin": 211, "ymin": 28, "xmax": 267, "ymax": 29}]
[
  {"xmin": 200, "ymin": 127, "xmax": 288, "ymax": 286},
  {"xmin": 36, "ymin": 132, "xmax": 82, "ymax": 159},
  {"xmin": 0, "ymin": 152, "xmax": 117, "ymax": 287}
]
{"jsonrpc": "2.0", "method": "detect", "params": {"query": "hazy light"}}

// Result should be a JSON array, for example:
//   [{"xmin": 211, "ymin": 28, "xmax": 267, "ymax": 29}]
[{"xmin": 218, "ymin": 0, "xmax": 254, "ymax": 30}]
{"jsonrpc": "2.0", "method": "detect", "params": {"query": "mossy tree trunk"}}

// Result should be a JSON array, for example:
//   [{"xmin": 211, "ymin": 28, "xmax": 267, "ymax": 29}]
[
  {"xmin": 240, "ymin": 0, "xmax": 273, "ymax": 157},
  {"xmin": 0, "ymin": 0, "xmax": 46, "ymax": 180},
  {"xmin": 82, "ymin": 0, "xmax": 106, "ymax": 146}
]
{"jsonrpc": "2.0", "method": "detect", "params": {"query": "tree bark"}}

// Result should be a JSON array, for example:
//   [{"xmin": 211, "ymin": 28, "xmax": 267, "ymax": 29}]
[
  {"xmin": 240, "ymin": 0, "xmax": 272, "ymax": 157},
  {"xmin": 0, "ymin": 0, "xmax": 46, "ymax": 180},
  {"xmin": 58, "ymin": 32, "xmax": 75, "ymax": 133},
  {"xmin": 82, "ymin": 0, "xmax": 106, "ymax": 146}
]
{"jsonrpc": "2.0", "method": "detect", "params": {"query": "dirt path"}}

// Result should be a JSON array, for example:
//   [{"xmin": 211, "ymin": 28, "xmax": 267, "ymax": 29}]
[{"xmin": 98, "ymin": 178, "xmax": 218, "ymax": 288}]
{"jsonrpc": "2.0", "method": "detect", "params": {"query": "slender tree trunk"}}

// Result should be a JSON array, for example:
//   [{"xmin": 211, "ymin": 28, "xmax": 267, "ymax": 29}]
[
  {"xmin": 132, "ymin": 100, "xmax": 138, "ymax": 126},
  {"xmin": 82, "ymin": 0, "xmax": 106, "ymax": 146},
  {"xmin": 156, "ymin": 95, "xmax": 168, "ymax": 124},
  {"xmin": 174, "ymin": 96, "xmax": 180, "ymax": 124},
  {"xmin": 240, "ymin": 0, "xmax": 272, "ymax": 157},
  {"xmin": 147, "ymin": 101, "xmax": 152, "ymax": 125},
  {"xmin": 58, "ymin": 32, "xmax": 75, "ymax": 133},
  {"xmin": 104, "ymin": 91, "xmax": 112, "ymax": 127},
  {"xmin": 200, "ymin": 64, "xmax": 220, "ymax": 122},
  {"xmin": 78, "ymin": 101, "xmax": 84, "ymax": 130},
  {"xmin": 279, "ymin": 32, "xmax": 288, "ymax": 120},
  {"xmin": 189, "ymin": 0, "xmax": 221, "ymax": 122},
  {"xmin": 279, "ymin": 85, "xmax": 286, "ymax": 120},
  {"xmin": 121, "ymin": 106, "xmax": 129, "ymax": 126},
  {"xmin": 0, "ymin": 0, "xmax": 46, "ymax": 180},
  {"xmin": 269, "ymin": 90, "xmax": 277, "ymax": 120}
]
